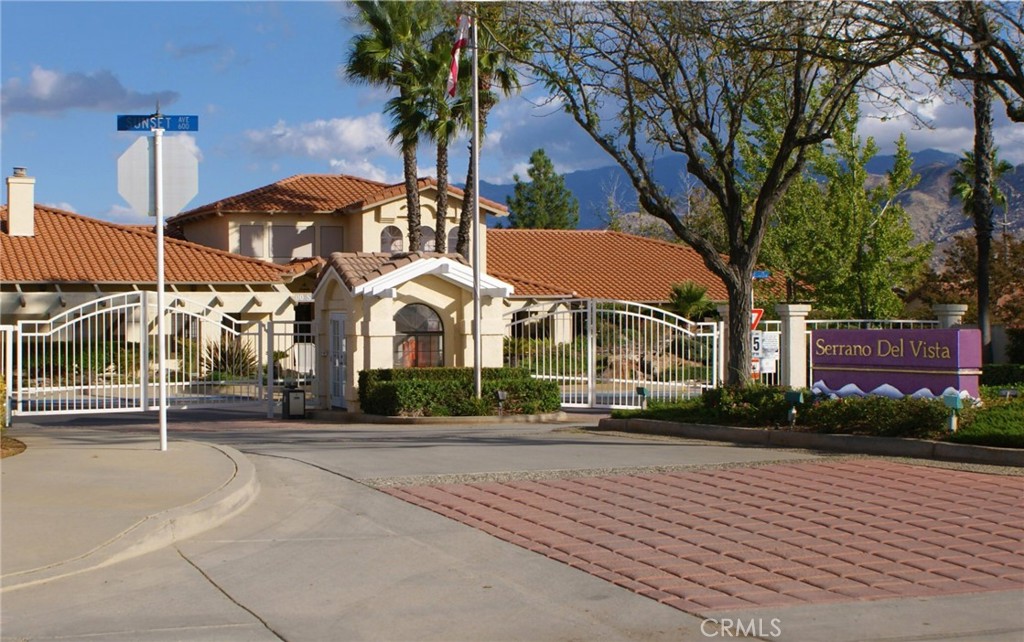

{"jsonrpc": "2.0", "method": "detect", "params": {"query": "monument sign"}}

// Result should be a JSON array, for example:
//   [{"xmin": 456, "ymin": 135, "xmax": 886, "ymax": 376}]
[{"xmin": 811, "ymin": 328, "xmax": 982, "ymax": 399}]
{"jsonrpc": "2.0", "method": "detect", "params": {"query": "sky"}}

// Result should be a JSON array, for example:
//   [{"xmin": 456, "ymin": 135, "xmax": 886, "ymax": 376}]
[{"xmin": 2, "ymin": 1, "xmax": 1022, "ymax": 226}]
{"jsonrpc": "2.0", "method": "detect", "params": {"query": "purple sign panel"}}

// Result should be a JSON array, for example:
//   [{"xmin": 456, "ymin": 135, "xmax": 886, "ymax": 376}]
[{"xmin": 811, "ymin": 329, "xmax": 982, "ymax": 398}]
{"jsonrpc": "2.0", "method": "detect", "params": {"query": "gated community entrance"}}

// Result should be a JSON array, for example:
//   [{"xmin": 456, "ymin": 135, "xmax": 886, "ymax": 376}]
[
  {"xmin": 2, "ymin": 293, "xmax": 724, "ymax": 422},
  {"xmin": 3, "ymin": 293, "xmax": 964, "ymax": 424}
]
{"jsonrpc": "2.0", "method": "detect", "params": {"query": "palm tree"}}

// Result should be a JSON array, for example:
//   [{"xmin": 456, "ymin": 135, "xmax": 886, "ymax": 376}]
[
  {"xmin": 420, "ymin": 29, "xmax": 470, "ymax": 253},
  {"xmin": 454, "ymin": 7, "xmax": 530, "ymax": 258},
  {"xmin": 951, "ymin": 149, "xmax": 1013, "ymax": 216},
  {"xmin": 951, "ymin": 146, "xmax": 1013, "ymax": 363},
  {"xmin": 668, "ymin": 282, "xmax": 715, "ymax": 320},
  {"xmin": 346, "ymin": 0, "xmax": 440, "ymax": 253}
]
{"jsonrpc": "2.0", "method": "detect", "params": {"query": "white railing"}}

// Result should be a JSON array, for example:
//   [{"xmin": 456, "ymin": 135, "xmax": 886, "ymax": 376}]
[{"xmin": 505, "ymin": 299, "xmax": 719, "ymax": 409}]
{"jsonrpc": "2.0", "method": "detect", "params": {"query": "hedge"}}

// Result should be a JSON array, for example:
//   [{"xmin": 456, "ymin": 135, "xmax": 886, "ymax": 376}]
[
  {"xmin": 981, "ymin": 364, "xmax": 1024, "ymax": 386},
  {"xmin": 358, "ymin": 367, "xmax": 561, "ymax": 417}
]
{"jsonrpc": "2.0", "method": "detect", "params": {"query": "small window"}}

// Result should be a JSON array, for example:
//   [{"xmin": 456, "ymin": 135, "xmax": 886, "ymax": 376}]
[
  {"xmin": 393, "ymin": 303, "xmax": 443, "ymax": 368},
  {"xmin": 270, "ymin": 224, "xmax": 314, "ymax": 261},
  {"xmin": 319, "ymin": 226, "xmax": 344, "ymax": 257},
  {"xmin": 238, "ymin": 224, "xmax": 265, "ymax": 258},
  {"xmin": 419, "ymin": 226, "xmax": 435, "ymax": 252},
  {"xmin": 381, "ymin": 225, "xmax": 403, "ymax": 253}
]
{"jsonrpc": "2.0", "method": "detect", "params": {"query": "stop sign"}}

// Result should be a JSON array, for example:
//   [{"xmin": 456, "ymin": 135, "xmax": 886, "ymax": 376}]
[{"xmin": 117, "ymin": 135, "xmax": 198, "ymax": 217}]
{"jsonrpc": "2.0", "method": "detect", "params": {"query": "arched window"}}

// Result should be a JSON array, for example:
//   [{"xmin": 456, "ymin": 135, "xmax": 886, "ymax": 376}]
[
  {"xmin": 393, "ymin": 304, "xmax": 444, "ymax": 368},
  {"xmin": 419, "ymin": 225, "xmax": 436, "ymax": 252},
  {"xmin": 381, "ymin": 225, "xmax": 403, "ymax": 253}
]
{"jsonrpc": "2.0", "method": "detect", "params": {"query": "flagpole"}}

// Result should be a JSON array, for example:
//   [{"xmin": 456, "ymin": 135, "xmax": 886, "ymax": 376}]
[{"xmin": 471, "ymin": 15, "xmax": 482, "ymax": 400}]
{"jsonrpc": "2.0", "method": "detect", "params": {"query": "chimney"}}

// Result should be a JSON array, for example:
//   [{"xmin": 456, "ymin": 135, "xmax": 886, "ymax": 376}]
[{"xmin": 7, "ymin": 167, "xmax": 36, "ymax": 237}]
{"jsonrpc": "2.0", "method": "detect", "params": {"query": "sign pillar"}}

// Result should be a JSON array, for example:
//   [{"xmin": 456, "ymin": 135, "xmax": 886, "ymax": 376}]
[
  {"xmin": 154, "ymin": 127, "xmax": 167, "ymax": 451},
  {"xmin": 118, "ymin": 110, "xmax": 198, "ymax": 451}
]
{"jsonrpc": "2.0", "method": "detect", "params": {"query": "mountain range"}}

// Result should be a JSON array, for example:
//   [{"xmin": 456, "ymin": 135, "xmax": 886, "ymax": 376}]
[{"xmin": 479, "ymin": 149, "xmax": 1024, "ymax": 266}]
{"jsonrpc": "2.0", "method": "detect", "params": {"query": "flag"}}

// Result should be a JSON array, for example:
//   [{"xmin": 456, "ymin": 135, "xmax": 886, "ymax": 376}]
[{"xmin": 447, "ymin": 14, "xmax": 471, "ymax": 98}]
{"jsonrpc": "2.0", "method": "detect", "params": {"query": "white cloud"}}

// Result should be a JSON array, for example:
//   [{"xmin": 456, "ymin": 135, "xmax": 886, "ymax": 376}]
[
  {"xmin": 172, "ymin": 133, "xmax": 204, "ymax": 162},
  {"xmin": 328, "ymin": 158, "xmax": 397, "ymax": 183},
  {"xmin": 41, "ymin": 200, "xmax": 77, "ymax": 213},
  {"xmin": 243, "ymin": 114, "xmax": 396, "ymax": 162},
  {"xmin": 856, "ymin": 78, "xmax": 1024, "ymax": 163},
  {"xmin": 0, "ymin": 65, "xmax": 178, "ymax": 117},
  {"xmin": 101, "ymin": 204, "xmax": 150, "ymax": 225}
]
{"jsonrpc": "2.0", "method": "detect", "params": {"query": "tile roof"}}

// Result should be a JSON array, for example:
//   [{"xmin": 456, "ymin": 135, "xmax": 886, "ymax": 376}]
[
  {"xmin": 486, "ymin": 229, "xmax": 730, "ymax": 302},
  {"xmin": 1, "ymin": 205, "xmax": 292, "ymax": 284},
  {"xmin": 324, "ymin": 251, "xmax": 470, "ymax": 290},
  {"xmin": 170, "ymin": 174, "xmax": 506, "ymax": 225}
]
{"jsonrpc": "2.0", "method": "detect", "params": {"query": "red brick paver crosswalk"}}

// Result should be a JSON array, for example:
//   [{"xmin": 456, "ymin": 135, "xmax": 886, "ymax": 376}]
[{"xmin": 384, "ymin": 460, "xmax": 1024, "ymax": 613}]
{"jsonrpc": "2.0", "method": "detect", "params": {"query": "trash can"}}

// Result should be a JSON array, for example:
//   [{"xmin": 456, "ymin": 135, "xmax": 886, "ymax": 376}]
[{"xmin": 282, "ymin": 386, "xmax": 305, "ymax": 419}]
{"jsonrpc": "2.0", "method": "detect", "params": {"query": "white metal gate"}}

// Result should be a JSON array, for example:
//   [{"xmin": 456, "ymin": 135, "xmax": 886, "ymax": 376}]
[
  {"xmin": 505, "ymin": 299, "xmax": 720, "ymax": 409},
  {"xmin": 11, "ymin": 292, "xmax": 277, "ymax": 416}
]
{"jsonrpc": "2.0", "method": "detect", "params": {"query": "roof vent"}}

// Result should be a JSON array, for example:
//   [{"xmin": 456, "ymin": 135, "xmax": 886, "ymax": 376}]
[{"xmin": 7, "ymin": 167, "xmax": 36, "ymax": 237}]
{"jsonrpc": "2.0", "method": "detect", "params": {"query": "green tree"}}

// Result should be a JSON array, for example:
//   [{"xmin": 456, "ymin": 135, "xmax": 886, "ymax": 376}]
[
  {"xmin": 514, "ymin": 2, "xmax": 908, "ymax": 385},
  {"xmin": 762, "ymin": 111, "xmax": 931, "ymax": 318},
  {"xmin": 506, "ymin": 149, "xmax": 579, "ymax": 229},
  {"xmin": 817, "ymin": 133, "xmax": 930, "ymax": 318},
  {"xmin": 950, "ymin": 146, "xmax": 1015, "ymax": 360},
  {"xmin": 346, "ymin": 0, "xmax": 440, "ymax": 252},
  {"xmin": 921, "ymin": 232, "xmax": 1024, "ymax": 327},
  {"xmin": 951, "ymin": 150, "xmax": 1014, "ymax": 217}
]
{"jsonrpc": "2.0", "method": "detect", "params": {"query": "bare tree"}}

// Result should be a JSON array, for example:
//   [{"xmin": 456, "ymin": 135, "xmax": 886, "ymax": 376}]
[
  {"xmin": 509, "ymin": 1, "xmax": 910, "ymax": 385},
  {"xmin": 868, "ymin": 2, "xmax": 1024, "ymax": 123}
]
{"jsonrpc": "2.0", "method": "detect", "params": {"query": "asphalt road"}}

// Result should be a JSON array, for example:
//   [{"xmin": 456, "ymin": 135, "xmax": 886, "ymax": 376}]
[{"xmin": 3, "ymin": 411, "xmax": 1022, "ymax": 642}]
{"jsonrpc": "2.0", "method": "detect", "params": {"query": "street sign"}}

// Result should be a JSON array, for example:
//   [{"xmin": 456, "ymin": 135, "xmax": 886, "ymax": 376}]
[
  {"xmin": 750, "ymin": 308, "xmax": 764, "ymax": 330},
  {"xmin": 753, "ymin": 269, "xmax": 772, "ymax": 279},
  {"xmin": 117, "ymin": 136, "xmax": 198, "ymax": 217},
  {"xmin": 117, "ymin": 114, "xmax": 198, "ymax": 132}
]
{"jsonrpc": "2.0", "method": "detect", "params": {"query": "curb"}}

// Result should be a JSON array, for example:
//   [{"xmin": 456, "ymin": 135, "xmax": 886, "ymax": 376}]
[
  {"xmin": 305, "ymin": 410, "xmax": 571, "ymax": 425},
  {"xmin": 597, "ymin": 418, "xmax": 1024, "ymax": 467},
  {"xmin": 0, "ymin": 442, "xmax": 259, "ymax": 593}
]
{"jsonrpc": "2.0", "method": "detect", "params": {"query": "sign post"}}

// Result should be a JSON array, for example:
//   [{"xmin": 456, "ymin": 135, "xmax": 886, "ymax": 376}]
[{"xmin": 118, "ymin": 110, "xmax": 198, "ymax": 451}]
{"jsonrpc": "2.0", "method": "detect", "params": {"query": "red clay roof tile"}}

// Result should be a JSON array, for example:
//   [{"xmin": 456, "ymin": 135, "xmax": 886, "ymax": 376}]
[
  {"xmin": 486, "ymin": 229, "xmax": 729, "ymax": 302},
  {"xmin": 170, "ymin": 174, "xmax": 506, "ymax": 225},
  {"xmin": 325, "ymin": 251, "xmax": 470, "ymax": 290},
  {"xmin": 2, "ymin": 205, "xmax": 290, "ymax": 284}
]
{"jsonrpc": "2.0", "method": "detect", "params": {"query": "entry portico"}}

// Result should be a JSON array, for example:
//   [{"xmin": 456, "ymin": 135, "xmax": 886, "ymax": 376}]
[{"xmin": 313, "ymin": 251, "xmax": 514, "ymax": 410}]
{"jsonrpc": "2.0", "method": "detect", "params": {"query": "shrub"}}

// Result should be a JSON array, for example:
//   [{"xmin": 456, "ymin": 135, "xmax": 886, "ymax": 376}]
[
  {"xmin": 359, "ymin": 367, "xmax": 561, "ymax": 417},
  {"xmin": 203, "ymin": 337, "xmax": 257, "ymax": 380},
  {"xmin": 611, "ymin": 384, "xmax": 1021, "ymax": 448},
  {"xmin": 700, "ymin": 385, "xmax": 792, "ymax": 426},
  {"xmin": 981, "ymin": 364, "xmax": 1024, "ymax": 386},
  {"xmin": 799, "ymin": 395, "xmax": 949, "ymax": 438},
  {"xmin": 955, "ymin": 391, "xmax": 1024, "ymax": 448},
  {"xmin": 611, "ymin": 385, "xmax": 794, "ymax": 427},
  {"xmin": 1007, "ymin": 327, "xmax": 1024, "ymax": 364}
]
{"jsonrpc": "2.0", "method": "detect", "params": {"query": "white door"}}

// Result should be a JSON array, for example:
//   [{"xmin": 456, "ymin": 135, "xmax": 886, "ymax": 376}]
[{"xmin": 329, "ymin": 313, "xmax": 347, "ymax": 409}]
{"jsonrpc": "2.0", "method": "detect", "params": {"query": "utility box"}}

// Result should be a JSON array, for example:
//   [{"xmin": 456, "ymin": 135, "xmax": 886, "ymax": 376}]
[{"xmin": 282, "ymin": 387, "xmax": 306, "ymax": 419}]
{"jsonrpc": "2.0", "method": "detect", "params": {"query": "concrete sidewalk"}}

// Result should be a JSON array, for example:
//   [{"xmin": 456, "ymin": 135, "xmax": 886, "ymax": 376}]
[{"xmin": 0, "ymin": 428, "xmax": 257, "ymax": 591}]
